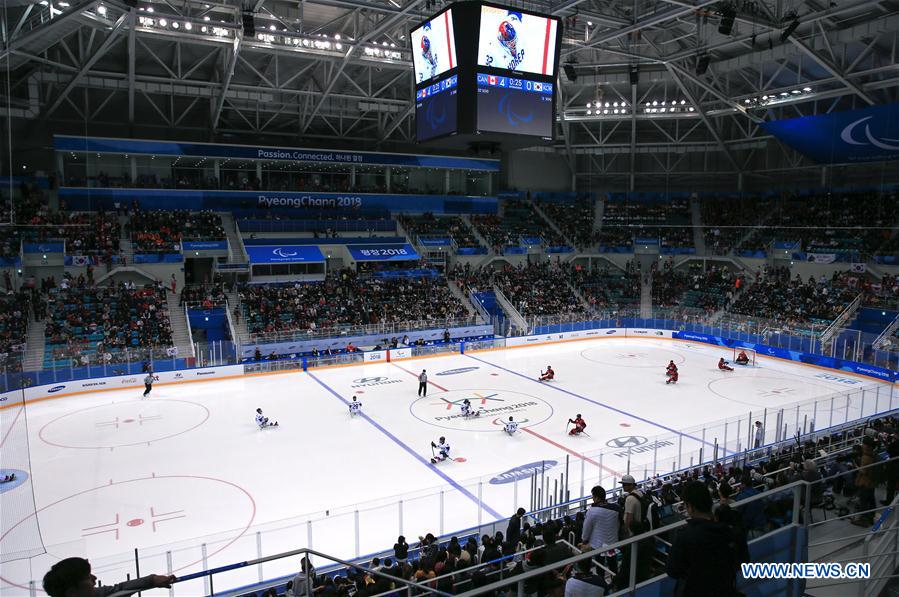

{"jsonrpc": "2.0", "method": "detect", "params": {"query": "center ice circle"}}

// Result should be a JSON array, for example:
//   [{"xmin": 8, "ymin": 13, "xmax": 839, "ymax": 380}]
[{"xmin": 410, "ymin": 388, "xmax": 553, "ymax": 432}]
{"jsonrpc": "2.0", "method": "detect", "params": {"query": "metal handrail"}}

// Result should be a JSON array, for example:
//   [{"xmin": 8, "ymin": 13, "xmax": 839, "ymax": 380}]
[{"xmin": 820, "ymin": 292, "xmax": 863, "ymax": 346}]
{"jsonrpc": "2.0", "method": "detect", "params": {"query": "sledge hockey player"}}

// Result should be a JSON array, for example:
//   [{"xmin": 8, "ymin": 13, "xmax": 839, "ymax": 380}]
[
  {"xmin": 504, "ymin": 416, "xmax": 519, "ymax": 436},
  {"xmin": 255, "ymin": 407, "xmax": 278, "ymax": 429},
  {"xmin": 481, "ymin": 10, "xmax": 525, "ymax": 71},
  {"xmin": 431, "ymin": 437, "xmax": 451, "ymax": 463},
  {"xmin": 461, "ymin": 398, "xmax": 480, "ymax": 418},
  {"xmin": 735, "ymin": 350, "xmax": 750, "ymax": 366},
  {"xmin": 718, "ymin": 357, "xmax": 734, "ymax": 372},
  {"xmin": 666, "ymin": 360, "xmax": 679, "ymax": 385},
  {"xmin": 538, "ymin": 365, "xmax": 555, "ymax": 381},
  {"xmin": 349, "ymin": 396, "xmax": 362, "ymax": 416},
  {"xmin": 568, "ymin": 414, "xmax": 587, "ymax": 436},
  {"xmin": 417, "ymin": 22, "xmax": 439, "ymax": 83}
]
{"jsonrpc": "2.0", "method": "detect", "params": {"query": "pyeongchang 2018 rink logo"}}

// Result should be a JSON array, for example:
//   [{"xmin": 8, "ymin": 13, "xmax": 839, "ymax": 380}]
[
  {"xmin": 436, "ymin": 367, "xmax": 479, "ymax": 376},
  {"xmin": 490, "ymin": 460, "xmax": 558, "ymax": 485}
]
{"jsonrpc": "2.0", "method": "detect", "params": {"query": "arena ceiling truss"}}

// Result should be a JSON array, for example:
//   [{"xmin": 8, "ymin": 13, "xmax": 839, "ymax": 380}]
[{"xmin": 2, "ymin": 0, "xmax": 899, "ymax": 188}]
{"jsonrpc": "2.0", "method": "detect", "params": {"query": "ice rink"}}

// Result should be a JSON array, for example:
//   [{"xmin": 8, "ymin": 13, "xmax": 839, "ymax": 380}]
[{"xmin": 1, "ymin": 337, "xmax": 892, "ymax": 595}]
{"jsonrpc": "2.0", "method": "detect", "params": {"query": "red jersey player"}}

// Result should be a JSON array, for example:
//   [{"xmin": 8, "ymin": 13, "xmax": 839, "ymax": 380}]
[
  {"xmin": 568, "ymin": 414, "xmax": 587, "ymax": 435},
  {"xmin": 539, "ymin": 365, "xmax": 555, "ymax": 381},
  {"xmin": 666, "ymin": 360, "xmax": 679, "ymax": 384},
  {"xmin": 718, "ymin": 357, "xmax": 734, "ymax": 372}
]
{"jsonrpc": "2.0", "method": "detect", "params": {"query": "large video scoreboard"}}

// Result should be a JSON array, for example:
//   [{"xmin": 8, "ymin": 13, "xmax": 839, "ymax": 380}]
[{"xmin": 411, "ymin": 2, "xmax": 562, "ymax": 146}]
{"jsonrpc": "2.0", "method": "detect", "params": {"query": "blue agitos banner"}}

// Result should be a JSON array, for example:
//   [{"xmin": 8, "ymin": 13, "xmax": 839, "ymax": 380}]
[
  {"xmin": 348, "ymin": 243, "xmax": 419, "ymax": 261},
  {"xmin": 246, "ymin": 245, "xmax": 326, "ymax": 264},
  {"xmin": 23, "ymin": 243, "xmax": 64, "ymax": 253},
  {"xmin": 762, "ymin": 102, "xmax": 899, "ymax": 164}
]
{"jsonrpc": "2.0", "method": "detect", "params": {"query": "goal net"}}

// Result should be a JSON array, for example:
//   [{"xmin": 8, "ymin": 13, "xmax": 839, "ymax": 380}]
[{"xmin": 732, "ymin": 347, "xmax": 758, "ymax": 367}]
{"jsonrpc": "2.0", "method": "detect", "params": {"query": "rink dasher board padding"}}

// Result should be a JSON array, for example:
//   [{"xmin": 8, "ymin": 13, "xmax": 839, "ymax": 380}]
[{"xmin": 3, "ymin": 327, "xmax": 895, "ymax": 407}]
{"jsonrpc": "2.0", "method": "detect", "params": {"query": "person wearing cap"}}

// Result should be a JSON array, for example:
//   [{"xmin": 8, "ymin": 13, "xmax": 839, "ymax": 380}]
[
  {"xmin": 42, "ymin": 557, "xmax": 175, "ymax": 597},
  {"xmin": 615, "ymin": 475, "xmax": 652, "ymax": 589}
]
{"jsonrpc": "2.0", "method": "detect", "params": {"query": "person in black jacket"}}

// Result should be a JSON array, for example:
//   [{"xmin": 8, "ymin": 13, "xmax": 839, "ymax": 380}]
[
  {"xmin": 666, "ymin": 481, "xmax": 748, "ymax": 597},
  {"xmin": 43, "ymin": 557, "xmax": 175, "ymax": 597},
  {"xmin": 506, "ymin": 507, "xmax": 526, "ymax": 546}
]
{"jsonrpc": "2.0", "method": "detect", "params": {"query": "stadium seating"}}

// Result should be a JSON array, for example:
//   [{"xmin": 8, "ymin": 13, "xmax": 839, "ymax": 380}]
[
  {"xmin": 600, "ymin": 198, "xmax": 694, "ymax": 253},
  {"xmin": 42, "ymin": 282, "xmax": 174, "ymax": 367},
  {"xmin": 536, "ymin": 197, "xmax": 601, "ymax": 250},
  {"xmin": 397, "ymin": 214, "xmax": 485, "ymax": 252},
  {"xmin": 652, "ymin": 262, "xmax": 740, "ymax": 313},
  {"xmin": 451, "ymin": 263, "xmax": 585, "ymax": 318},
  {"xmin": 471, "ymin": 199, "xmax": 568, "ymax": 253},
  {"xmin": 564, "ymin": 263, "xmax": 640, "ymax": 311},
  {"xmin": 723, "ymin": 267, "xmax": 862, "ymax": 335},
  {"xmin": 129, "ymin": 210, "xmax": 225, "ymax": 253},
  {"xmin": 179, "ymin": 284, "xmax": 227, "ymax": 308},
  {"xmin": 239, "ymin": 270, "xmax": 469, "ymax": 337}
]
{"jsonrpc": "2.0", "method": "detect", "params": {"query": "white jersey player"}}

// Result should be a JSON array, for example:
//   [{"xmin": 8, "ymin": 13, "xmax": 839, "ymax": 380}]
[
  {"xmin": 431, "ymin": 436, "xmax": 451, "ymax": 463},
  {"xmin": 461, "ymin": 398, "xmax": 480, "ymax": 418},
  {"xmin": 255, "ymin": 407, "xmax": 278, "ymax": 429},
  {"xmin": 349, "ymin": 397, "xmax": 362, "ymax": 416},
  {"xmin": 418, "ymin": 23, "xmax": 439, "ymax": 83},
  {"xmin": 480, "ymin": 10, "xmax": 526, "ymax": 71},
  {"xmin": 504, "ymin": 416, "xmax": 519, "ymax": 435}
]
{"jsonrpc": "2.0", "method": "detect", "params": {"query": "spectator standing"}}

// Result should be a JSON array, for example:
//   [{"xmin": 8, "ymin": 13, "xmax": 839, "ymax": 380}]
[
  {"xmin": 580, "ymin": 485, "xmax": 620, "ymax": 550},
  {"xmin": 290, "ymin": 557, "xmax": 315, "ymax": 596},
  {"xmin": 393, "ymin": 535, "xmax": 409, "ymax": 564},
  {"xmin": 852, "ymin": 438, "xmax": 877, "ymax": 526},
  {"xmin": 506, "ymin": 507, "xmax": 526, "ymax": 546},
  {"xmin": 666, "ymin": 481, "xmax": 747, "ymax": 597},
  {"xmin": 43, "ymin": 557, "xmax": 175, "ymax": 597},
  {"xmin": 616, "ymin": 475, "xmax": 651, "ymax": 589},
  {"xmin": 884, "ymin": 433, "xmax": 899, "ymax": 505},
  {"xmin": 754, "ymin": 421, "xmax": 764, "ymax": 449}
]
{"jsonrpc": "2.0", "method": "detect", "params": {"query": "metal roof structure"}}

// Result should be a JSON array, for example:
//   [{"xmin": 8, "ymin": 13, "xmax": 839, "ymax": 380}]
[{"xmin": 2, "ymin": 0, "xmax": 899, "ymax": 190}]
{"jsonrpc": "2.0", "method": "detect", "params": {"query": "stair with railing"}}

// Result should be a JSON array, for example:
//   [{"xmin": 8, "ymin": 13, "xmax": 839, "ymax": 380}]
[
  {"xmin": 640, "ymin": 272, "xmax": 653, "ymax": 318},
  {"xmin": 690, "ymin": 196, "xmax": 706, "ymax": 254},
  {"xmin": 22, "ymin": 320, "xmax": 46, "ymax": 372},
  {"xmin": 530, "ymin": 200, "xmax": 573, "ymax": 248},
  {"xmin": 219, "ymin": 212, "xmax": 248, "ymax": 264},
  {"xmin": 225, "ymin": 289, "xmax": 250, "ymax": 345},
  {"xmin": 459, "ymin": 215, "xmax": 495, "ymax": 258},
  {"xmin": 471, "ymin": 290, "xmax": 506, "ymax": 335},
  {"xmin": 831, "ymin": 306, "xmax": 899, "ymax": 361},
  {"xmin": 493, "ymin": 286, "xmax": 530, "ymax": 334},
  {"xmin": 165, "ymin": 291, "xmax": 196, "ymax": 358},
  {"xmin": 820, "ymin": 294, "xmax": 865, "ymax": 357}
]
